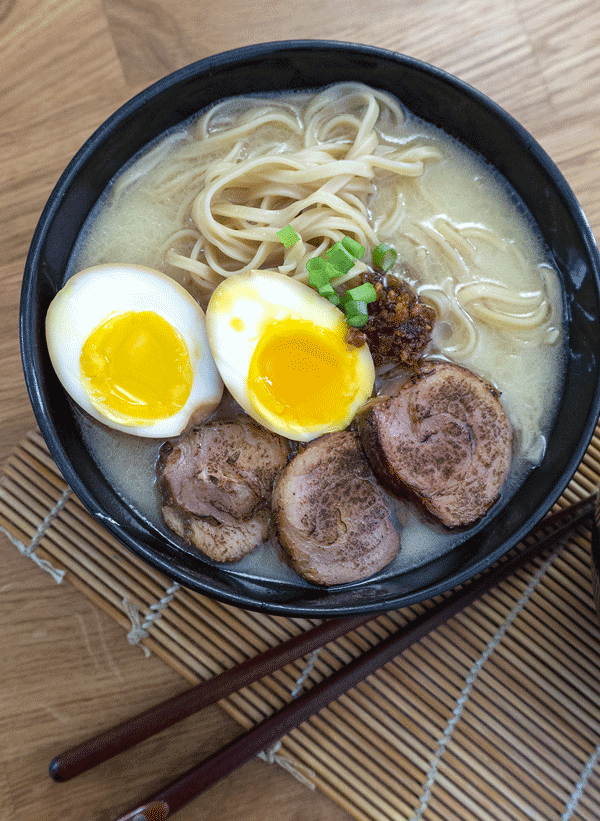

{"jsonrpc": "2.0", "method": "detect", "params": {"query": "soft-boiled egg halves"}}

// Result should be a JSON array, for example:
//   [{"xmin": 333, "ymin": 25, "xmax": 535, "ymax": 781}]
[
  {"xmin": 46, "ymin": 264, "xmax": 223, "ymax": 437},
  {"xmin": 205, "ymin": 270, "xmax": 375, "ymax": 442},
  {"xmin": 47, "ymin": 265, "xmax": 374, "ymax": 442}
]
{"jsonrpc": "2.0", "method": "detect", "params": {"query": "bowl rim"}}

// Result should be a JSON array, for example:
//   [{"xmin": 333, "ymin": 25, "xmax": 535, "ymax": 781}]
[{"xmin": 20, "ymin": 39, "xmax": 600, "ymax": 615}]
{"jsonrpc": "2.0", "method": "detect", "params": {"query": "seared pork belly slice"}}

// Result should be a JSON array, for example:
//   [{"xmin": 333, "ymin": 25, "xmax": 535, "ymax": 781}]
[
  {"xmin": 158, "ymin": 415, "xmax": 289, "ymax": 562},
  {"xmin": 358, "ymin": 360, "xmax": 512, "ymax": 528},
  {"xmin": 272, "ymin": 431, "xmax": 400, "ymax": 586},
  {"xmin": 162, "ymin": 505, "xmax": 270, "ymax": 563}
]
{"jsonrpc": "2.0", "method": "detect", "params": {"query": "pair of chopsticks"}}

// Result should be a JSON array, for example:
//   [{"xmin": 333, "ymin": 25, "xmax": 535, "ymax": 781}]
[{"xmin": 49, "ymin": 495, "xmax": 595, "ymax": 821}]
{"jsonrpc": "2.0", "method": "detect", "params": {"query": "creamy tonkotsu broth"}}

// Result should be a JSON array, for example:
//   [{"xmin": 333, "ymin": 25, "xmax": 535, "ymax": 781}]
[{"xmin": 67, "ymin": 83, "xmax": 565, "ymax": 584}]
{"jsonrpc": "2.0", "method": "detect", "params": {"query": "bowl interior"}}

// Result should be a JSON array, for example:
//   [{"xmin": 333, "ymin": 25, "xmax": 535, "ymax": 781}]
[{"xmin": 20, "ymin": 41, "xmax": 600, "ymax": 615}]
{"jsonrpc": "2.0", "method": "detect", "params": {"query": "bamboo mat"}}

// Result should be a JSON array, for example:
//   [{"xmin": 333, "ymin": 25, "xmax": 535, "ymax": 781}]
[{"xmin": 2, "ymin": 428, "xmax": 600, "ymax": 821}]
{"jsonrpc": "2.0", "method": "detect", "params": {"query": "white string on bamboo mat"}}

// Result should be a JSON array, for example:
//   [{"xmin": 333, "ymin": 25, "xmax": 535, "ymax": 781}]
[
  {"xmin": 257, "ymin": 738, "xmax": 317, "ymax": 790},
  {"xmin": 290, "ymin": 647, "xmax": 322, "ymax": 698},
  {"xmin": 122, "ymin": 582, "xmax": 181, "ymax": 657},
  {"xmin": 257, "ymin": 646, "xmax": 321, "ymax": 789},
  {"xmin": 561, "ymin": 740, "xmax": 600, "ymax": 821},
  {"xmin": 410, "ymin": 546, "xmax": 597, "ymax": 821},
  {"xmin": 1, "ymin": 486, "xmax": 70, "ymax": 583}
]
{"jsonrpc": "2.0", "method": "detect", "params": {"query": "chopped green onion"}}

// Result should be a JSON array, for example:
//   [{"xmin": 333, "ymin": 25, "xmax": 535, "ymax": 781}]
[
  {"xmin": 306, "ymin": 257, "xmax": 329, "ymax": 273},
  {"xmin": 372, "ymin": 242, "xmax": 397, "ymax": 272},
  {"xmin": 344, "ymin": 299, "xmax": 368, "ymax": 318},
  {"xmin": 318, "ymin": 283, "xmax": 341, "ymax": 305},
  {"xmin": 346, "ymin": 282, "xmax": 377, "ymax": 304},
  {"xmin": 317, "ymin": 279, "xmax": 333, "ymax": 291},
  {"xmin": 277, "ymin": 224, "xmax": 301, "ymax": 248},
  {"xmin": 308, "ymin": 267, "xmax": 331, "ymax": 289},
  {"xmin": 341, "ymin": 236, "xmax": 365, "ymax": 259},
  {"xmin": 306, "ymin": 235, "xmax": 380, "ymax": 327},
  {"xmin": 325, "ymin": 241, "xmax": 356, "ymax": 274},
  {"xmin": 346, "ymin": 313, "xmax": 369, "ymax": 328},
  {"xmin": 306, "ymin": 257, "xmax": 339, "ymax": 284}
]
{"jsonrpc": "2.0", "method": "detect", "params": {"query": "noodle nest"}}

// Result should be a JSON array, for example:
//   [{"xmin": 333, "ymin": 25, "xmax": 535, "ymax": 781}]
[{"xmin": 112, "ymin": 81, "xmax": 560, "ymax": 367}]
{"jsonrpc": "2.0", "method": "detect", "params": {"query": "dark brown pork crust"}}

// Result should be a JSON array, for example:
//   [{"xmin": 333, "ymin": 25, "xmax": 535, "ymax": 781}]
[
  {"xmin": 358, "ymin": 361, "xmax": 513, "ymax": 528},
  {"xmin": 272, "ymin": 430, "xmax": 400, "ymax": 585}
]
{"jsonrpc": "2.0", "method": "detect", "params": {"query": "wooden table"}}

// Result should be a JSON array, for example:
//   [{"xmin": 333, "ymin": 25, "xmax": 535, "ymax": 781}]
[{"xmin": 2, "ymin": 1, "xmax": 599, "ymax": 819}]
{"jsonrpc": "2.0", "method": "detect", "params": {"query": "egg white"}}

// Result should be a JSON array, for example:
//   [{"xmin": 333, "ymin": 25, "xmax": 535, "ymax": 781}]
[
  {"xmin": 205, "ymin": 269, "xmax": 375, "ymax": 441},
  {"xmin": 45, "ymin": 264, "xmax": 223, "ymax": 437}
]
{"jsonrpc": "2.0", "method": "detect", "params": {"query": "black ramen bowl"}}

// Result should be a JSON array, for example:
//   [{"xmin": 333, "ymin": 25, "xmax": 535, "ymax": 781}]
[{"xmin": 20, "ymin": 41, "xmax": 600, "ymax": 616}]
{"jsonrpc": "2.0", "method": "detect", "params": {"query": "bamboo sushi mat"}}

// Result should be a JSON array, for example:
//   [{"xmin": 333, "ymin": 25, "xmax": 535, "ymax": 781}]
[{"xmin": 2, "ymin": 429, "xmax": 600, "ymax": 821}]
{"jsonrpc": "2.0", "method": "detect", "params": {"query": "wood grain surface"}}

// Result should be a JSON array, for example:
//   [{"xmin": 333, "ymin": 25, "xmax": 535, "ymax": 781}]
[{"xmin": 2, "ymin": 1, "xmax": 600, "ymax": 820}]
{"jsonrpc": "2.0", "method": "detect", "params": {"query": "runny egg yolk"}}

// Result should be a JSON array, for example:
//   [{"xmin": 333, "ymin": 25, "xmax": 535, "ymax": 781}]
[
  {"xmin": 247, "ymin": 318, "xmax": 363, "ymax": 430},
  {"xmin": 79, "ymin": 310, "xmax": 193, "ymax": 426}
]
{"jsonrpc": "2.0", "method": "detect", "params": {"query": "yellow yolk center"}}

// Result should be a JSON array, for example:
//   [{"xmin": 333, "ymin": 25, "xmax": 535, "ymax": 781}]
[
  {"xmin": 247, "ymin": 319, "xmax": 360, "ymax": 431},
  {"xmin": 80, "ymin": 310, "xmax": 193, "ymax": 426}
]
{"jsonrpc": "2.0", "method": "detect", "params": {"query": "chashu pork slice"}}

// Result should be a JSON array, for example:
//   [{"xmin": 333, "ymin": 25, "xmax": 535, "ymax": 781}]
[
  {"xmin": 358, "ymin": 360, "xmax": 512, "ymax": 528},
  {"xmin": 158, "ymin": 415, "xmax": 289, "ymax": 562},
  {"xmin": 272, "ymin": 430, "xmax": 400, "ymax": 586},
  {"xmin": 161, "ymin": 505, "xmax": 271, "ymax": 564}
]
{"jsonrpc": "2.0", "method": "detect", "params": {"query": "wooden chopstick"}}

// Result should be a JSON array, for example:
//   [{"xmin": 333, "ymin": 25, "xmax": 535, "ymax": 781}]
[
  {"xmin": 49, "ymin": 612, "xmax": 373, "ymax": 781},
  {"xmin": 100, "ymin": 494, "xmax": 594, "ymax": 821}
]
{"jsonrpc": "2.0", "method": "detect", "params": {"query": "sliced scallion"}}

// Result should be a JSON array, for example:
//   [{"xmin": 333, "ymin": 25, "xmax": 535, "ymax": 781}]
[
  {"xmin": 346, "ymin": 313, "xmax": 369, "ymax": 327},
  {"xmin": 341, "ymin": 236, "xmax": 366, "ymax": 259},
  {"xmin": 346, "ymin": 282, "xmax": 377, "ymax": 304},
  {"xmin": 372, "ymin": 242, "xmax": 397, "ymax": 272},
  {"xmin": 344, "ymin": 299, "xmax": 368, "ymax": 318},
  {"xmin": 277, "ymin": 224, "xmax": 301, "ymax": 248},
  {"xmin": 305, "ymin": 234, "xmax": 381, "ymax": 327},
  {"xmin": 318, "ymin": 283, "xmax": 341, "ymax": 305},
  {"xmin": 325, "ymin": 241, "xmax": 356, "ymax": 274},
  {"xmin": 307, "ymin": 256, "xmax": 339, "ymax": 282},
  {"xmin": 307, "ymin": 268, "xmax": 331, "ymax": 289}
]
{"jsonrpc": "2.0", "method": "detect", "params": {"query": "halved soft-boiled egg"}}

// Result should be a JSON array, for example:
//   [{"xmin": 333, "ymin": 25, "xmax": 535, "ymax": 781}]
[
  {"xmin": 45, "ymin": 264, "xmax": 223, "ymax": 437},
  {"xmin": 205, "ymin": 270, "xmax": 375, "ymax": 442}
]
